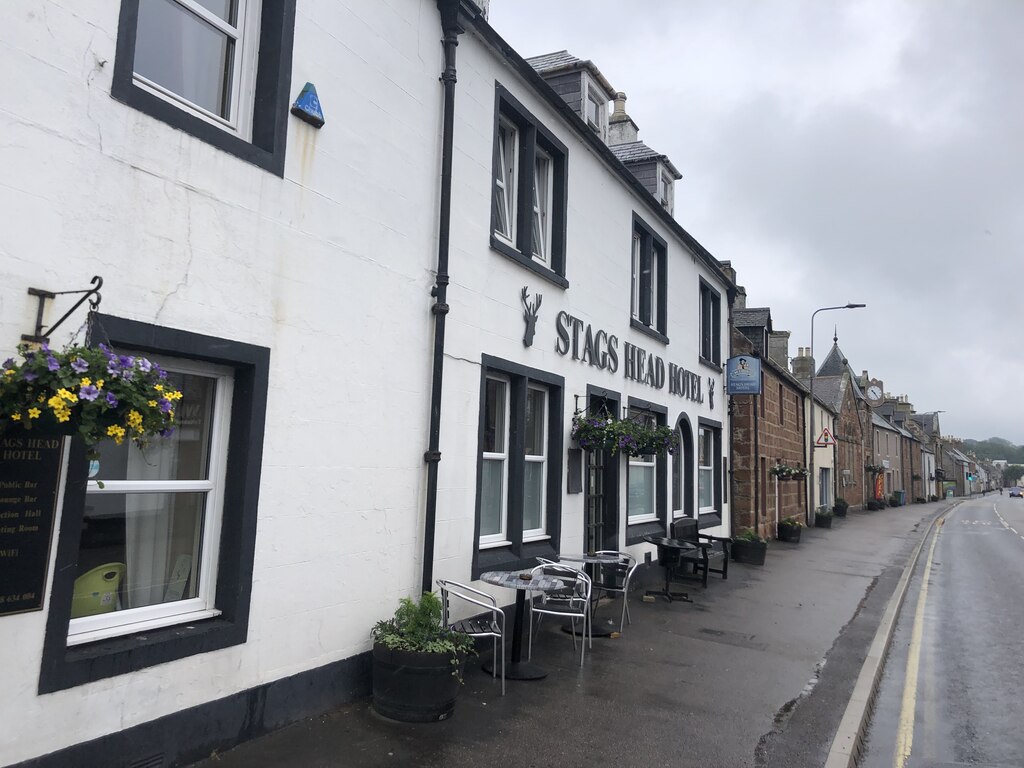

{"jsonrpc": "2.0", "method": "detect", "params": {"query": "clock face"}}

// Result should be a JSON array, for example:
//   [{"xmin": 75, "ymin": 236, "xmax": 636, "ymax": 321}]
[{"xmin": 867, "ymin": 385, "xmax": 882, "ymax": 401}]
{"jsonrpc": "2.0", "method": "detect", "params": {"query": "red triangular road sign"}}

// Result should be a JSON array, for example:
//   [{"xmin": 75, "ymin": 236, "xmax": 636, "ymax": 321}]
[{"xmin": 815, "ymin": 427, "xmax": 836, "ymax": 447}]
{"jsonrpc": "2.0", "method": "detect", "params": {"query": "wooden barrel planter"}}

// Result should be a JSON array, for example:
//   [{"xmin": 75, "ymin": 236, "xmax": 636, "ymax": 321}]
[
  {"xmin": 372, "ymin": 644, "xmax": 467, "ymax": 722},
  {"xmin": 776, "ymin": 523, "xmax": 802, "ymax": 543},
  {"xmin": 731, "ymin": 539, "xmax": 767, "ymax": 565},
  {"xmin": 814, "ymin": 514, "xmax": 834, "ymax": 529}
]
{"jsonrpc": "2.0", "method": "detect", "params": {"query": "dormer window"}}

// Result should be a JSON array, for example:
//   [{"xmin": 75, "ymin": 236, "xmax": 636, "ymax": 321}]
[
  {"xmin": 583, "ymin": 76, "xmax": 607, "ymax": 140},
  {"xmin": 658, "ymin": 170, "xmax": 674, "ymax": 214}
]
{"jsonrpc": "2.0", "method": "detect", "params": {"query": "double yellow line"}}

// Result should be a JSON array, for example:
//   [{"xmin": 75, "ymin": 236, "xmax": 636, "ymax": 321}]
[{"xmin": 893, "ymin": 516, "xmax": 945, "ymax": 768}]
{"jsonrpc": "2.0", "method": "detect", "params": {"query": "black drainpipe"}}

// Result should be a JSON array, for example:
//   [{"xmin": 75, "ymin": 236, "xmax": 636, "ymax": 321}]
[{"xmin": 422, "ymin": 0, "xmax": 463, "ymax": 595}]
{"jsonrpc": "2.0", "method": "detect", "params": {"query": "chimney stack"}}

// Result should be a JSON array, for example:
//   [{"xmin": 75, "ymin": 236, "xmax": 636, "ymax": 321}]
[
  {"xmin": 607, "ymin": 91, "xmax": 639, "ymax": 145},
  {"xmin": 791, "ymin": 347, "xmax": 814, "ymax": 384},
  {"xmin": 768, "ymin": 331, "xmax": 791, "ymax": 368}
]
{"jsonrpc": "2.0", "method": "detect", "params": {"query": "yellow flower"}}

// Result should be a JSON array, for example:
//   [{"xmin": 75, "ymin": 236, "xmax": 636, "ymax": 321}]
[
  {"xmin": 154, "ymin": 384, "xmax": 164, "ymax": 392},
  {"xmin": 28, "ymin": 407, "xmax": 40, "ymax": 419},
  {"xmin": 37, "ymin": 395, "xmax": 45, "ymax": 403},
  {"xmin": 80, "ymin": 377, "xmax": 92, "ymax": 387},
  {"xmin": 167, "ymin": 390, "xmax": 183, "ymax": 401},
  {"xmin": 10, "ymin": 412, "xmax": 21, "ymax": 421},
  {"xmin": 96, "ymin": 379, "xmax": 104, "ymax": 389},
  {"xmin": 3, "ymin": 369, "xmax": 14, "ymax": 377},
  {"xmin": 148, "ymin": 400, "xmax": 157, "ymax": 408},
  {"xmin": 106, "ymin": 425, "xmax": 126, "ymax": 445},
  {"xmin": 126, "ymin": 409, "xmax": 144, "ymax": 432},
  {"xmin": 57, "ymin": 388, "xmax": 76, "ymax": 403}
]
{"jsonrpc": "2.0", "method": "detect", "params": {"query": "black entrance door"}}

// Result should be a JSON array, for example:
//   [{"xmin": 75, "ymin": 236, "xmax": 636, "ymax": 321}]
[{"xmin": 584, "ymin": 397, "xmax": 619, "ymax": 552}]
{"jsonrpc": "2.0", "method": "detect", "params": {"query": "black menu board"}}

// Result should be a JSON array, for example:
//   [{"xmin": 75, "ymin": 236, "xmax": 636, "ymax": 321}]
[{"xmin": 0, "ymin": 432, "xmax": 64, "ymax": 616}]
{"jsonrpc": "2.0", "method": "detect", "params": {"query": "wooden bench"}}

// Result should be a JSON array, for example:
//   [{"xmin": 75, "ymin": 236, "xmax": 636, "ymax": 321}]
[{"xmin": 670, "ymin": 518, "xmax": 730, "ymax": 588}]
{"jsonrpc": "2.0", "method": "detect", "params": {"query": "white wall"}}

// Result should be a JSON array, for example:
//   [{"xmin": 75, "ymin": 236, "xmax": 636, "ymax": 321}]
[{"xmin": 0, "ymin": 1, "xmax": 447, "ymax": 762}]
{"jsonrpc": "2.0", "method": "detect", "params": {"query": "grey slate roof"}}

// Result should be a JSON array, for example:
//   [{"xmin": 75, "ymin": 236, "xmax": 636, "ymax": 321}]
[
  {"xmin": 608, "ymin": 141, "xmax": 682, "ymax": 179},
  {"xmin": 524, "ymin": 50, "xmax": 616, "ymax": 98},
  {"xmin": 811, "ymin": 376, "xmax": 843, "ymax": 413},
  {"xmin": 733, "ymin": 307, "xmax": 772, "ymax": 329},
  {"xmin": 816, "ymin": 343, "xmax": 850, "ymax": 377},
  {"xmin": 872, "ymin": 412, "xmax": 899, "ymax": 432}
]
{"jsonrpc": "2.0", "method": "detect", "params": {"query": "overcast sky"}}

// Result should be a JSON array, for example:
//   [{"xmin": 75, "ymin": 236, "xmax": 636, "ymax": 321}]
[{"xmin": 489, "ymin": 0, "xmax": 1024, "ymax": 446}]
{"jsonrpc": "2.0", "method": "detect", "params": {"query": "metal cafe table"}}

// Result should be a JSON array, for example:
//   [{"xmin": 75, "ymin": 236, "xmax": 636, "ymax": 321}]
[
  {"xmin": 642, "ymin": 534, "xmax": 698, "ymax": 603},
  {"xmin": 479, "ymin": 569, "xmax": 565, "ymax": 681},
  {"xmin": 556, "ymin": 552, "xmax": 622, "ymax": 637}
]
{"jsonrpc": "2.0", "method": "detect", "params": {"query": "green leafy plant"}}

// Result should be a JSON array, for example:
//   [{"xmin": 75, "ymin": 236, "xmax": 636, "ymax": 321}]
[
  {"xmin": 734, "ymin": 528, "xmax": 768, "ymax": 543},
  {"xmin": 777, "ymin": 517, "xmax": 803, "ymax": 528},
  {"xmin": 570, "ymin": 412, "xmax": 679, "ymax": 457},
  {"xmin": 1, "ymin": 342, "xmax": 181, "ymax": 453},
  {"xmin": 865, "ymin": 463, "xmax": 885, "ymax": 474},
  {"xmin": 815, "ymin": 506, "xmax": 834, "ymax": 518},
  {"xmin": 372, "ymin": 592, "xmax": 476, "ymax": 680}
]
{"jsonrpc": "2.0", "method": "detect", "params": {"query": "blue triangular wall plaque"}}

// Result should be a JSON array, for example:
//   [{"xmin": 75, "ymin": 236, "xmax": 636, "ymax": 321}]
[{"xmin": 291, "ymin": 82, "xmax": 325, "ymax": 129}]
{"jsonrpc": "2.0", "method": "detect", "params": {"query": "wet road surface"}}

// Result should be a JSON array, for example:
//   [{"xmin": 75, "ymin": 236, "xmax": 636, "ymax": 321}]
[{"xmin": 861, "ymin": 494, "xmax": 1024, "ymax": 768}]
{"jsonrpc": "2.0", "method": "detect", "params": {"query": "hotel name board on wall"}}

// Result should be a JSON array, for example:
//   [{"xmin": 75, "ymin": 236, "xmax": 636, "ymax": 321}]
[
  {"xmin": 0, "ymin": 433, "xmax": 63, "ymax": 617},
  {"xmin": 554, "ymin": 311, "xmax": 707, "ymax": 403}
]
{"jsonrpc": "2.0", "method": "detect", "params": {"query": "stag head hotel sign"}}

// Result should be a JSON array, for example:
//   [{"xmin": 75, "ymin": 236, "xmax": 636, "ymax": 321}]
[{"xmin": 542, "ymin": 307, "xmax": 708, "ymax": 405}]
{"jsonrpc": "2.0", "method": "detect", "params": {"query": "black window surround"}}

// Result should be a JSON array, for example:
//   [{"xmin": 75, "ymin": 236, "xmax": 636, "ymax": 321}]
[
  {"xmin": 630, "ymin": 213, "xmax": 669, "ymax": 344},
  {"xmin": 39, "ymin": 314, "xmax": 269, "ymax": 693},
  {"xmin": 473, "ymin": 355, "xmax": 564, "ymax": 578},
  {"xmin": 490, "ymin": 82, "xmax": 569, "ymax": 289},
  {"xmin": 699, "ymin": 277, "xmax": 722, "ymax": 368},
  {"xmin": 625, "ymin": 398, "xmax": 668, "ymax": 545},
  {"xmin": 697, "ymin": 416, "xmax": 723, "ymax": 529},
  {"xmin": 110, "ymin": 0, "xmax": 297, "ymax": 177}
]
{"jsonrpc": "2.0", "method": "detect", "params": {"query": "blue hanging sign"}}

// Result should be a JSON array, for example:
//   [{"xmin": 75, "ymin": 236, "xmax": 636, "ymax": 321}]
[{"xmin": 726, "ymin": 355, "xmax": 762, "ymax": 395}]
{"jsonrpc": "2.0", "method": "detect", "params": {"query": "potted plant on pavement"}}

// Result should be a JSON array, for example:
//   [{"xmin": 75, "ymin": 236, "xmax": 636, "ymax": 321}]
[
  {"xmin": 833, "ymin": 498, "xmax": 849, "ymax": 518},
  {"xmin": 776, "ymin": 518, "xmax": 803, "ymax": 543},
  {"xmin": 731, "ymin": 529, "xmax": 768, "ymax": 565},
  {"xmin": 371, "ymin": 591, "xmax": 476, "ymax": 723},
  {"xmin": 814, "ymin": 507, "xmax": 834, "ymax": 528}
]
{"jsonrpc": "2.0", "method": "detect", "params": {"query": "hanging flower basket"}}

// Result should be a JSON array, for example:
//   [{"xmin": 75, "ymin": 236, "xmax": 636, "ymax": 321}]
[
  {"xmin": 769, "ymin": 464, "xmax": 808, "ymax": 481},
  {"xmin": 1, "ymin": 342, "xmax": 181, "ymax": 452},
  {"xmin": 570, "ymin": 412, "xmax": 678, "ymax": 458},
  {"xmin": 865, "ymin": 464, "xmax": 885, "ymax": 475}
]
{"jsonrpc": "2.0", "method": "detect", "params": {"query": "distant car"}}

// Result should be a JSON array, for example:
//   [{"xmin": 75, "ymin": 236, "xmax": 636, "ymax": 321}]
[{"xmin": 1010, "ymin": 487, "xmax": 1023, "ymax": 498}]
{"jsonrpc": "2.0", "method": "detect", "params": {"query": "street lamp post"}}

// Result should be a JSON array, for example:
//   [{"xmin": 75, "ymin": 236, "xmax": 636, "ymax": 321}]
[{"xmin": 808, "ymin": 303, "xmax": 866, "ymax": 524}]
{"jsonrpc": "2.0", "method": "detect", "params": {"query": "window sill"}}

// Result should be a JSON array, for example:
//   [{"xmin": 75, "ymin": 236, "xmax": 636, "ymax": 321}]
[
  {"xmin": 630, "ymin": 319, "xmax": 669, "ymax": 345},
  {"xmin": 490, "ymin": 236, "xmax": 569, "ymax": 289},
  {"xmin": 698, "ymin": 357, "xmax": 723, "ymax": 373},
  {"xmin": 625, "ymin": 519, "xmax": 666, "ymax": 546}
]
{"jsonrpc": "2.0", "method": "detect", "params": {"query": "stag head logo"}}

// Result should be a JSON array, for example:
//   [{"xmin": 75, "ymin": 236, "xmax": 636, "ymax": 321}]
[{"xmin": 521, "ymin": 286, "xmax": 542, "ymax": 347}]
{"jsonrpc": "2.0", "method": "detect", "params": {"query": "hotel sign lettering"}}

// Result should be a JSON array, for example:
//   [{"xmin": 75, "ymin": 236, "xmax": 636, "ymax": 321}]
[
  {"xmin": 554, "ymin": 311, "xmax": 705, "ymax": 403},
  {"xmin": 0, "ymin": 433, "xmax": 64, "ymax": 617}
]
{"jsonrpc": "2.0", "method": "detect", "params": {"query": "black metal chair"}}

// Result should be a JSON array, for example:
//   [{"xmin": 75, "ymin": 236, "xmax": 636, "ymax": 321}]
[{"xmin": 670, "ymin": 517, "xmax": 730, "ymax": 587}]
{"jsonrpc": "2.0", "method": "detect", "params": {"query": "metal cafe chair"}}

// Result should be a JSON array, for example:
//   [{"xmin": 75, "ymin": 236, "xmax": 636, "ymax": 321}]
[
  {"xmin": 436, "ymin": 579, "xmax": 506, "ymax": 695},
  {"xmin": 593, "ymin": 551, "xmax": 638, "ymax": 632},
  {"xmin": 527, "ymin": 563, "xmax": 592, "ymax": 667}
]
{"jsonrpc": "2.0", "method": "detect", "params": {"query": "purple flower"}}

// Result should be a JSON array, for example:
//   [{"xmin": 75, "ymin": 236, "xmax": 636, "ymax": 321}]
[
  {"xmin": 71, "ymin": 357, "xmax": 89, "ymax": 373},
  {"xmin": 158, "ymin": 398, "xmax": 172, "ymax": 413},
  {"xmin": 22, "ymin": 370, "xmax": 38, "ymax": 382},
  {"xmin": 2, "ymin": 358, "xmax": 13, "ymax": 369},
  {"xmin": 137, "ymin": 358, "xmax": 152, "ymax": 373},
  {"xmin": 46, "ymin": 356, "xmax": 60, "ymax": 371},
  {"xmin": 79, "ymin": 385, "xmax": 100, "ymax": 401},
  {"xmin": 40, "ymin": 343, "xmax": 50, "ymax": 353},
  {"xmin": 119, "ymin": 355, "xmax": 134, "ymax": 368},
  {"xmin": 159, "ymin": 427, "xmax": 175, "ymax": 438},
  {"xmin": 107, "ymin": 358, "xmax": 121, "ymax": 376},
  {"xmin": 105, "ymin": 392, "xmax": 119, "ymax": 408}
]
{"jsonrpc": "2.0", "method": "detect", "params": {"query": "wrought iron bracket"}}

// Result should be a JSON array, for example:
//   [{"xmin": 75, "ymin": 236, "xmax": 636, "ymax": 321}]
[{"xmin": 22, "ymin": 275, "xmax": 103, "ymax": 344}]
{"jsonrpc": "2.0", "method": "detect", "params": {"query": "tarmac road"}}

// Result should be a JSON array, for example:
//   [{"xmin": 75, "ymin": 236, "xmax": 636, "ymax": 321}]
[
  {"xmin": 189, "ymin": 502, "xmax": 951, "ymax": 768},
  {"xmin": 859, "ymin": 494, "xmax": 1024, "ymax": 768}
]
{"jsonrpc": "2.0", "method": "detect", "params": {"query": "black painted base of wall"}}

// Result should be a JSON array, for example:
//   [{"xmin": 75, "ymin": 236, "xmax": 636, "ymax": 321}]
[{"xmin": 15, "ymin": 651, "xmax": 372, "ymax": 768}]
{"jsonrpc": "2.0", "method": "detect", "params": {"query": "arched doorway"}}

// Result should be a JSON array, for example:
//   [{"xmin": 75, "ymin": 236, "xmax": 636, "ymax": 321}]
[{"xmin": 673, "ymin": 414, "xmax": 695, "ymax": 519}]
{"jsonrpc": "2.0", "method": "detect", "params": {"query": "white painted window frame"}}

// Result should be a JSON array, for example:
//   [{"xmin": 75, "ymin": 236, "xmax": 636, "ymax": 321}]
[
  {"xmin": 522, "ymin": 384, "xmax": 548, "ymax": 541},
  {"xmin": 68, "ymin": 356, "xmax": 234, "ymax": 646},
  {"xmin": 494, "ymin": 117, "xmax": 519, "ymax": 245},
  {"xmin": 698, "ymin": 427, "xmax": 714, "ymax": 514},
  {"xmin": 627, "ymin": 410, "xmax": 658, "ymax": 523},
  {"xmin": 131, "ymin": 0, "xmax": 263, "ymax": 140},
  {"xmin": 531, "ymin": 148, "xmax": 553, "ymax": 264},
  {"xmin": 480, "ymin": 375, "xmax": 511, "ymax": 548}
]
